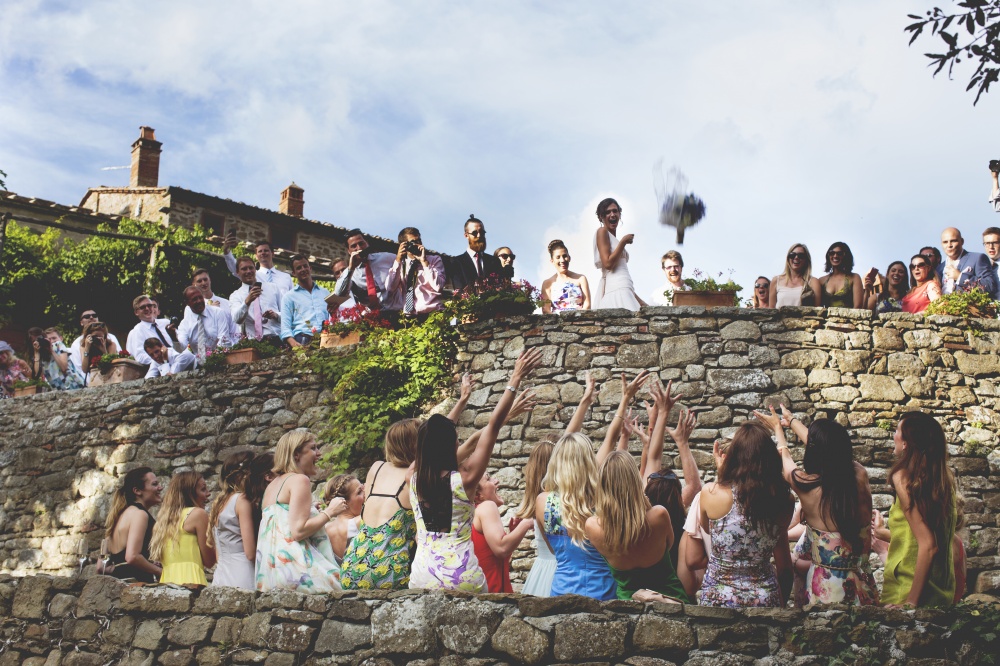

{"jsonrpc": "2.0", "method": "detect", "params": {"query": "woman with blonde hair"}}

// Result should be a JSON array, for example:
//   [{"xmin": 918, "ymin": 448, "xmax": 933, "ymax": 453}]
[
  {"xmin": 541, "ymin": 239, "xmax": 590, "ymax": 313},
  {"xmin": 150, "ymin": 471, "xmax": 215, "ymax": 586},
  {"xmin": 323, "ymin": 473, "xmax": 365, "ymax": 565},
  {"xmin": 208, "ymin": 451, "xmax": 256, "ymax": 589},
  {"xmin": 103, "ymin": 466, "xmax": 162, "ymax": 582},
  {"xmin": 535, "ymin": 370, "xmax": 650, "ymax": 599},
  {"xmin": 256, "ymin": 429, "xmax": 347, "ymax": 592},
  {"xmin": 770, "ymin": 244, "xmax": 821, "ymax": 308}
]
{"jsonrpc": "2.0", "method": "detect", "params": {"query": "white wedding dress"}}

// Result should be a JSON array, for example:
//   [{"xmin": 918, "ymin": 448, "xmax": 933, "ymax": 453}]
[{"xmin": 593, "ymin": 230, "xmax": 642, "ymax": 311}]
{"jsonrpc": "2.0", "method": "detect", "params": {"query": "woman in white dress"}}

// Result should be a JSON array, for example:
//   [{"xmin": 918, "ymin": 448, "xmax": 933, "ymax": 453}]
[
  {"xmin": 209, "ymin": 452, "xmax": 256, "ymax": 589},
  {"xmin": 593, "ymin": 197, "xmax": 647, "ymax": 311}
]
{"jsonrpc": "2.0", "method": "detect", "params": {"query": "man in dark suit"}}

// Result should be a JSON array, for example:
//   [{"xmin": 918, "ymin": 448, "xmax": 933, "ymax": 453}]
[
  {"xmin": 938, "ymin": 227, "xmax": 997, "ymax": 296},
  {"xmin": 446, "ymin": 214, "xmax": 504, "ymax": 291},
  {"xmin": 982, "ymin": 227, "xmax": 1000, "ymax": 301}
]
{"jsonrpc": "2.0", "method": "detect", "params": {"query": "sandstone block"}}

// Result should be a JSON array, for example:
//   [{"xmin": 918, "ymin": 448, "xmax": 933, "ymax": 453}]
[
  {"xmin": 954, "ymin": 351, "xmax": 1000, "ymax": 377},
  {"xmin": 696, "ymin": 406, "xmax": 731, "ymax": 427},
  {"xmin": 749, "ymin": 345, "xmax": 780, "ymax": 366},
  {"xmin": 565, "ymin": 343, "xmax": 592, "ymax": 369},
  {"xmin": 266, "ymin": 623, "xmax": 315, "ymax": 652},
  {"xmin": 210, "ymin": 616, "xmax": 243, "ymax": 645},
  {"xmin": 192, "ymin": 585, "xmax": 254, "ymax": 616},
  {"xmin": 157, "ymin": 650, "xmax": 194, "ymax": 666},
  {"xmin": 873, "ymin": 327, "xmax": 904, "ymax": 351},
  {"xmin": 371, "ymin": 594, "xmax": 443, "ymax": 654},
  {"xmin": 552, "ymin": 614, "xmax": 628, "ymax": 661},
  {"xmin": 718, "ymin": 354, "xmax": 750, "ymax": 368},
  {"xmin": 815, "ymin": 329, "xmax": 845, "ymax": 348},
  {"xmin": 857, "ymin": 375, "xmax": 905, "ymax": 402},
  {"xmin": 807, "ymin": 369, "xmax": 842, "ymax": 387},
  {"xmin": 901, "ymin": 376, "xmax": 934, "ymax": 397},
  {"xmin": 771, "ymin": 369, "xmax": 807, "ymax": 388},
  {"xmin": 887, "ymin": 353, "xmax": 924, "ymax": 376},
  {"xmin": 12, "ymin": 574, "xmax": 54, "ymax": 619},
  {"xmin": 314, "ymin": 619, "xmax": 371, "ymax": 654},
  {"xmin": 707, "ymin": 369, "xmax": 772, "ymax": 393},
  {"xmin": 168, "ymin": 615, "xmax": 216, "ymax": 646},
  {"xmin": 780, "ymin": 349, "xmax": 829, "ymax": 370},
  {"xmin": 617, "ymin": 342, "xmax": 659, "ymax": 368},
  {"xmin": 518, "ymin": 594, "xmax": 601, "ymax": 617},
  {"xmin": 720, "ymin": 320, "xmax": 761, "ymax": 341},
  {"xmin": 133, "ymin": 619, "xmax": 165, "ymax": 650},
  {"xmin": 436, "ymin": 598, "xmax": 505, "ymax": 654},
  {"xmin": 121, "ymin": 585, "xmax": 193, "ymax": 613},
  {"xmin": 821, "ymin": 386, "xmax": 860, "ymax": 403},
  {"xmin": 63, "ymin": 618, "xmax": 101, "ymax": 641},
  {"xmin": 632, "ymin": 614, "xmax": 695, "ymax": 651},
  {"xmin": 491, "ymin": 616, "xmax": 550, "ymax": 665},
  {"xmin": 831, "ymin": 349, "xmax": 871, "ymax": 373},
  {"xmin": 660, "ymin": 335, "xmax": 701, "ymax": 367}
]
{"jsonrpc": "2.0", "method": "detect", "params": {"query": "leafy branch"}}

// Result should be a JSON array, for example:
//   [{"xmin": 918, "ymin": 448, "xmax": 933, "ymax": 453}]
[{"xmin": 905, "ymin": 1, "xmax": 1000, "ymax": 104}]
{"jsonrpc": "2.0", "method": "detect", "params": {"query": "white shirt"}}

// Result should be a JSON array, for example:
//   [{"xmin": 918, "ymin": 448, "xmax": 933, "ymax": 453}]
[
  {"xmin": 70, "ymin": 333, "xmax": 121, "ymax": 374},
  {"xmin": 177, "ymin": 305, "xmax": 239, "ymax": 358},
  {"xmin": 229, "ymin": 282, "xmax": 283, "ymax": 339},
  {"xmin": 145, "ymin": 348, "xmax": 182, "ymax": 378},
  {"xmin": 127, "ymin": 318, "xmax": 178, "ymax": 366},
  {"xmin": 223, "ymin": 252, "xmax": 293, "ymax": 301},
  {"xmin": 333, "ymin": 252, "xmax": 401, "ymax": 310},
  {"xmin": 202, "ymin": 292, "xmax": 231, "ymax": 313},
  {"xmin": 653, "ymin": 281, "xmax": 689, "ymax": 306}
]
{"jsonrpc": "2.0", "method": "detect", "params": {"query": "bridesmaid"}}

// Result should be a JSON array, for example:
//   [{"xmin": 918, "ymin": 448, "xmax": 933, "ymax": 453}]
[
  {"xmin": 541, "ymin": 239, "xmax": 590, "ymax": 313},
  {"xmin": 103, "ymin": 467, "xmax": 162, "ymax": 582},
  {"xmin": 208, "ymin": 452, "xmax": 256, "ymax": 590},
  {"xmin": 150, "ymin": 471, "xmax": 216, "ymax": 586}
]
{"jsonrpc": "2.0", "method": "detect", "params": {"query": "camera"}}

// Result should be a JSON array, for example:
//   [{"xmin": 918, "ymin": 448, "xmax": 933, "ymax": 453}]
[
  {"xmin": 990, "ymin": 159, "xmax": 1000, "ymax": 173},
  {"xmin": 404, "ymin": 241, "xmax": 421, "ymax": 255}
]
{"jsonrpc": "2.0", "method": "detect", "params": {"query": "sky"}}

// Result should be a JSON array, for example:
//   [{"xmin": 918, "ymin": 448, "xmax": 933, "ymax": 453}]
[{"xmin": 1, "ymin": 0, "xmax": 998, "ymax": 303}]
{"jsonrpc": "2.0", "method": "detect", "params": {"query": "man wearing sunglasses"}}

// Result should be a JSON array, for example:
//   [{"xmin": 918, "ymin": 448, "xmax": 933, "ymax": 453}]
[
  {"xmin": 69, "ymin": 308, "xmax": 121, "ymax": 374},
  {"xmin": 126, "ymin": 295, "xmax": 184, "ymax": 366},
  {"xmin": 446, "ymin": 214, "xmax": 504, "ymax": 291},
  {"xmin": 938, "ymin": 227, "xmax": 996, "ymax": 296}
]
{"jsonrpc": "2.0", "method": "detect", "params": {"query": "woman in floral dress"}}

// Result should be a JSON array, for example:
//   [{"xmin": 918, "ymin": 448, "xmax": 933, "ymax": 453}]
[
  {"xmin": 698, "ymin": 422, "xmax": 794, "ymax": 607},
  {"xmin": 757, "ymin": 406, "xmax": 878, "ymax": 606},
  {"xmin": 409, "ymin": 349, "xmax": 542, "ymax": 591}
]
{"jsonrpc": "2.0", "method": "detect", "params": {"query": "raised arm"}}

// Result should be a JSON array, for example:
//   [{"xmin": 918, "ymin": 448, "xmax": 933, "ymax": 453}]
[
  {"xmin": 566, "ymin": 371, "xmax": 595, "ymax": 434},
  {"xmin": 448, "ymin": 373, "xmax": 473, "ymax": 424},
  {"xmin": 754, "ymin": 406, "xmax": 799, "ymax": 483},
  {"xmin": 643, "ymin": 378, "xmax": 683, "ymax": 478},
  {"xmin": 461, "ymin": 349, "xmax": 543, "ymax": 490},
  {"xmin": 457, "ymin": 389, "xmax": 536, "ymax": 463},
  {"xmin": 667, "ymin": 409, "xmax": 700, "ymax": 506},
  {"xmin": 597, "ymin": 370, "xmax": 651, "ymax": 466},
  {"xmin": 617, "ymin": 408, "xmax": 634, "ymax": 452}
]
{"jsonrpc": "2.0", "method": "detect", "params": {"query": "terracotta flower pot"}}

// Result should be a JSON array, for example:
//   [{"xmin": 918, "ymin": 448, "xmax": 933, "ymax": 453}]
[
  {"xmin": 320, "ymin": 330, "xmax": 362, "ymax": 348},
  {"xmin": 672, "ymin": 290, "xmax": 738, "ymax": 308},
  {"xmin": 109, "ymin": 358, "xmax": 147, "ymax": 383},
  {"xmin": 13, "ymin": 385, "xmax": 42, "ymax": 397},
  {"xmin": 226, "ymin": 348, "xmax": 262, "ymax": 365}
]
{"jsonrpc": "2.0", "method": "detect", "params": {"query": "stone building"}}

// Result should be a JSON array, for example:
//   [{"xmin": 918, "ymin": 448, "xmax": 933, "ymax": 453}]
[{"xmin": 77, "ymin": 126, "xmax": 396, "ymax": 265}]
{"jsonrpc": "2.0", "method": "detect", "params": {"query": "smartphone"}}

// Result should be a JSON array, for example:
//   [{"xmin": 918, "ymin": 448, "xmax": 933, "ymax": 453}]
[
  {"xmin": 865, "ymin": 267, "xmax": 879, "ymax": 281},
  {"xmin": 253, "ymin": 281, "xmax": 262, "ymax": 289}
]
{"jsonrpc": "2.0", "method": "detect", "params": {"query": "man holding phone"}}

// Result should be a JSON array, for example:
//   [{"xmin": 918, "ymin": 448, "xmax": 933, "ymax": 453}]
[
  {"xmin": 229, "ymin": 256, "xmax": 283, "ymax": 341},
  {"xmin": 222, "ymin": 233, "xmax": 294, "ymax": 301}
]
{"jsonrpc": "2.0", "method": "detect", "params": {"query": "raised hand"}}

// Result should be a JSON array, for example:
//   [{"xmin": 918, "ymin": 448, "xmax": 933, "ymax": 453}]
[
  {"xmin": 513, "ymin": 348, "xmax": 544, "ymax": 382},
  {"xmin": 460, "ymin": 373, "xmax": 473, "ymax": 402},
  {"xmin": 778, "ymin": 404, "xmax": 794, "ymax": 428},
  {"xmin": 506, "ymin": 389, "xmax": 537, "ymax": 423},
  {"xmin": 665, "ymin": 408, "xmax": 696, "ymax": 445},
  {"xmin": 582, "ymin": 371, "xmax": 595, "ymax": 401},
  {"xmin": 753, "ymin": 405, "xmax": 783, "ymax": 432},
  {"xmin": 620, "ymin": 369, "xmax": 651, "ymax": 402}
]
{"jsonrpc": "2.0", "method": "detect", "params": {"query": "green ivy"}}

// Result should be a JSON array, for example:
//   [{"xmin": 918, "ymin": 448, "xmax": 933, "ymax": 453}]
[
  {"xmin": 948, "ymin": 602, "xmax": 1000, "ymax": 664},
  {"xmin": 298, "ymin": 311, "xmax": 457, "ymax": 473}
]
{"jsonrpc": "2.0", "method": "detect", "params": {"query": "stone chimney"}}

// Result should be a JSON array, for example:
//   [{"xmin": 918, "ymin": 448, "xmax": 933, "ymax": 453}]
[
  {"xmin": 129, "ymin": 126, "xmax": 162, "ymax": 188},
  {"xmin": 280, "ymin": 183, "xmax": 304, "ymax": 218}
]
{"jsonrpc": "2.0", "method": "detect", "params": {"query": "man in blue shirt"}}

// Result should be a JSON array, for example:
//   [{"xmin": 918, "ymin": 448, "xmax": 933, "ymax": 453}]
[{"xmin": 281, "ymin": 254, "xmax": 332, "ymax": 347}]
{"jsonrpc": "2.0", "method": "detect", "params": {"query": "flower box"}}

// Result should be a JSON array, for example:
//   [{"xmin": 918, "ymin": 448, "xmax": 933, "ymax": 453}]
[
  {"xmin": 226, "ymin": 348, "xmax": 262, "ymax": 365},
  {"xmin": 672, "ymin": 290, "xmax": 738, "ymax": 308},
  {"xmin": 109, "ymin": 358, "xmax": 147, "ymax": 383},
  {"xmin": 13, "ymin": 384, "xmax": 42, "ymax": 397},
  {"xmin": 321, "ymin": 330, "xmax": 362, "ymax": 348}
]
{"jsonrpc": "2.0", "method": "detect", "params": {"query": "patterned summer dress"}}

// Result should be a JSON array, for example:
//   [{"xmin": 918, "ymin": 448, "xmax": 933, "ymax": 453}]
[
  {"xmin": 793, "ymin": 525, "xmax": 878, "ymax": 606},
  {"xmin": 551, "ymin": 281, "xmax": 585, "ymax": 311},
  {"xmin": 701, "ymin": 489, "xmax": 783, "ymax": 607},
  {"xmin": 341, "ymin": 463, "xmax": 417, "ymax": 591},
  {"xmin": 408, "ymin": 471, "xmax": 487, "ymax": 592},
  {"xmin": 255, "ymin": 476, "xmax": 342, "ymax": 593}
]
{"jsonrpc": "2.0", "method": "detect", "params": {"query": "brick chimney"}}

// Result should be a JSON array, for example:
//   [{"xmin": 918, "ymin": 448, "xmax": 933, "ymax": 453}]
[
  {"xmin": 280, "ymin": 183, "xmax": 304, "ymax": 218},
  {"xmin": 129, "ymin": 126, "xmax": 162, "ymax": 188}
]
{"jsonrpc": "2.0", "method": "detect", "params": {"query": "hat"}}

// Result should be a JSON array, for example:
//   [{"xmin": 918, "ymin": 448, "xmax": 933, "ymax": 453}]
[{"xmin": 0, "ymin": 341, "xmax": 14, "ymax": 355}]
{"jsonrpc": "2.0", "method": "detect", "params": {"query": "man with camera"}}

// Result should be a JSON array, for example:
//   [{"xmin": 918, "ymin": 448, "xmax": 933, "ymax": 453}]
[
  {"xmin": 230, "ymin": 256, "xmax": 283, "ymax": 342},
  {"xmin": 939, "ymin": 227, "xmax": 997, "ymax": 296},
  {"xmin": 989, "ymin": 160, "xmax": 1000, "ymax": 212},
  {"xmin": 333, "ymin": 229, "xmax": 401, "ymax": 311},
  {"xmin": 177, "ymin": 285, "xmax": 239, "ymax": 362},
  {"xmin": 386, "ymin": 227, "xmax": 446, "ymax": 318},
  {"xmin": 126, "ymin": 295, "xmax": 185, "ymax": 366},
  {"xmin": 281, "ymin": 255, "xmax": 332, "ymax": 347},
  {"xmin": 69, "ymin": 309, "xmax": 121, "ymax": 373}
]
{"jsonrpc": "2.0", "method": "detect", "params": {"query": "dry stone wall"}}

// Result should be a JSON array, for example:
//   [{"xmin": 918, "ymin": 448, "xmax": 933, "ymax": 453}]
[
  {"xmin": 0, "ymin": 574, "xmax": 986, "ymax": 665},
  {"xmin": 1, "ymin": 306, "xmax": 1000, "ymax": 595}
]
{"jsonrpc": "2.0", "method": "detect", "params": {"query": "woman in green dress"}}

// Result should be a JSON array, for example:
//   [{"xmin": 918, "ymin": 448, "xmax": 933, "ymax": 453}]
[{"xmin": 882, "ymin": 412, "xmax": 957, "ymax": 607}]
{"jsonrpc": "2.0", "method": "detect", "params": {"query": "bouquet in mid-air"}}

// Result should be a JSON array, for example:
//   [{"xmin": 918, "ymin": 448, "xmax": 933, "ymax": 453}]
[{"xmin": 654, "ymin": 162, "xmax": 706, "ymax": 245}]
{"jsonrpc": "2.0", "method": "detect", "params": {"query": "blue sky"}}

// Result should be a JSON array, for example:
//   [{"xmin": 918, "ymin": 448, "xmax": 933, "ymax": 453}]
[{"xmin": 1, "ymin": 0, "xmax": 997, "ymax": 301}]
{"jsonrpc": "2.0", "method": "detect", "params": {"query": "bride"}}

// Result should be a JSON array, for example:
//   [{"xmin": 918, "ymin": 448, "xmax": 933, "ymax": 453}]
[{"xmin": 593, "ymin": 197, "xmax": 646, "ymax": 311}]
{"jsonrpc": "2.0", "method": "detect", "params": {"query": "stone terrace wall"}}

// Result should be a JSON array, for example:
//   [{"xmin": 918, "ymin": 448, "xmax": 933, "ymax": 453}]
[
  {"xmin": 1, "ymin": 306, "xmax": 1000, "ymax": 594},
  {"xmin": 0, "ymin": 574, "xmax": 985, "ymax": 665}
]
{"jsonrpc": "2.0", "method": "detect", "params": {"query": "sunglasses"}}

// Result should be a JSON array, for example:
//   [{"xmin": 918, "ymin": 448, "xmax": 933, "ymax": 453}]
[
  {"xmin": 498, "ymin": 253, "xmax": 515, "ymax": 260},
  {"xmin": 137, "ymin": 304, "xmax": 156, "ymax": 310},
  {"xmin": 828, "ymin": 250, "xmax": 845, "ymax": 257},
  {"xmin": 754, "ymin": 283, "xmax": 769, "ymax": 289},
  {"xmin": 81, "ymin": 313, "xmax": 98, "ymax": 320},
  {"xmin": 910, "ymin": 262, "xmax": 928, "ymax": 270},
  {"xmin": 920, "ymin": 253, "xmax": 936, "ymax": 261},
  {"xmin": 467, "ymin": 230, "xmax": 486, "ymax": 237},
  {"xmin": 648, "ymin": 471, "xmax": 679, "ymax": 482},
  {"xmin": 787, "ymin": 252, "xmax": 806, "ymax": 261}
]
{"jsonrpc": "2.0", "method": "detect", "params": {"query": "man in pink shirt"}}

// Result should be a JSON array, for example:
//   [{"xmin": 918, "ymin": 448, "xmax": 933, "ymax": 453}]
[{"xmin": 386, "ymin": 227, "xmax": 446, "ymax": 318}]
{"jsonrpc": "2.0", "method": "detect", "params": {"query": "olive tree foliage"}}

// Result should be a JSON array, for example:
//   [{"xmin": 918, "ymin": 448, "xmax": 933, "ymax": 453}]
[{"xmin": 906, "ymin": 1, "xmax": 1000, "ymax": 104}]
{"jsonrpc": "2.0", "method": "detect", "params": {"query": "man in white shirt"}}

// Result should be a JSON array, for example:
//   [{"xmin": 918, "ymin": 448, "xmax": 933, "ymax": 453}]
[
  {"xmin": 223, "ymin": 240, "xmax": 293, "ymax": 301},
  {"xmin": 653, "ymin": 250, "xmax": 690, "ymax": 305},
  {"xmin": 333, "ymin": 228, "xmax": 401, "ymax": 311},
  {"xmin": 143, "ymin": 338, "xmax": 196, "ymax": 379},
  {"xmin": 229, "ymin": 255, "xmax": 283, "ymax": 341},
  {"xmin": 177, "ymin": 286, "xmax": 239, "ymax": 362},
  {"xmin": 126, "ymin": 295, "xmax": 183, "ymax": 366},
  {"xmin": 328, "ymin": 259, "xmax": 356, "ymax": 320},
  {"xmin": 192, "ymin": 268, "xmax": 231, "ymax": 312},
  {"xmin": 69, "ymin": 308, "xmax": 121, "ymax": 372}
]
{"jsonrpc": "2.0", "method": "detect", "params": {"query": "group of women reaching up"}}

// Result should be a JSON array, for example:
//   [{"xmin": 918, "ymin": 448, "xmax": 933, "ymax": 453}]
[{"xmin": 101, "ymin": 346, "xmax": 962, "ymax": 609}]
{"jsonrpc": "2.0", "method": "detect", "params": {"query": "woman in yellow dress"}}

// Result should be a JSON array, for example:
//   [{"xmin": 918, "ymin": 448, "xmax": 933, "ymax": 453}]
[{"xmin": 150, "ymin": 471, "xmax": 216, "ymax": 586}]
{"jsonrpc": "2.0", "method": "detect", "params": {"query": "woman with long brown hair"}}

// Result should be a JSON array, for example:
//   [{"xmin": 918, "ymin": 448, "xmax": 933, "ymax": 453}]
[
  {"xmin": 514, "ymin": 439, "xmax": 556, "ymax": 595},
  {"xmin": 103, "ymin": 466, "xmax": 162, "ymax": 582},
  {"xmin": 208, "ymin": 451, "xmax": 256, "ymax": 589},
  {"xmin": 819, "ymin": 242, "xmax": 864, "ymax": 308},
  {"xmin": 150, "ymin": 471, "xmax": 216, "ymax": 586},
  {"xmin": 901, "ymin": 254, "xmax": 942, "ymax": 314},
  {"xmin": 882, "ymin": 412, "xmax": 957, "ymax": 607},
  {"xmin": 698, "ymin": 422, "xmax": 794, "ymax": 607}
]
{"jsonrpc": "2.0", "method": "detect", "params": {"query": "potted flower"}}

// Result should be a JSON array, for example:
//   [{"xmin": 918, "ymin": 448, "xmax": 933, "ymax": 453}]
[
  {"xmin": 89, "ymin": 352, "xmax": 142, "ymax": 386},
  {"xmin": 320, "ymin": 305, "xmax": 393, "ymax": 348},
  {"xmin": 447, "ymin": 275, "xmax": 541, "ymax": 324},
  {"xmin": 670, "ymin": 269, "xmax": 744, "ymax": 308},
  {"xmin": 12, "ymin": 378, "xmax": 46, "ymax": 397},
  {"xmin": 924, "ymin": 282, "xmax": 1000, "ymax": 319},
  {"xmin": 225, "ymin": 337, "xmax": 282, "ymax": 366}
]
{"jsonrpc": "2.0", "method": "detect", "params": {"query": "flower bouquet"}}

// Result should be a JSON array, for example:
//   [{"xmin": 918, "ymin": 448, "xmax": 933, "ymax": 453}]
[{"xmin": 447, "ymin": 275, "xmax": 541, "ymax": 324}]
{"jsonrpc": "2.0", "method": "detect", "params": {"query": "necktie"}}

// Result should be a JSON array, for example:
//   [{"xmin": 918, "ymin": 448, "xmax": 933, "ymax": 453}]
[
  {"xmin": 196, "ymin": 315, "xmax": 209, "ymax": 360},
  {"xmin": 152, "ymin": 322, "xmax": 169, "ymax": 346},
  {"xmin": 475, "ymin": 252, "xmax": 484, "ymax": 280},
  {"xmin": 403, "ymin": 259, "xmax": 420, "ymax": 316},
  {"xmin": 267, "ymin": 269, "xmax": 275, "ymax": 283},
  {"xmin": 252, "ymin": 294, "xmax": 264, "ymax": 339},
  {"xmin": 364, "ymin": 261, "xmax": 380, "ymax": 309}
]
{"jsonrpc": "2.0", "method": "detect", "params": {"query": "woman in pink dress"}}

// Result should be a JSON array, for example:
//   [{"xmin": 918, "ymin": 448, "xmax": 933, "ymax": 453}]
[{"xmin": 901, "ymin": 254, "xmax": 941, "ymax": 314}]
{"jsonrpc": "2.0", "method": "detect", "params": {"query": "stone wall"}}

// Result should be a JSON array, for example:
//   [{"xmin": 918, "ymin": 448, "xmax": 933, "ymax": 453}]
[
  {"xmin": 0, "ymin": 574, "xmax": 986, "ymax": 665},
  {"xmin": 1, "ymin": 306, "xmax": 999, "ymax": 594}
]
